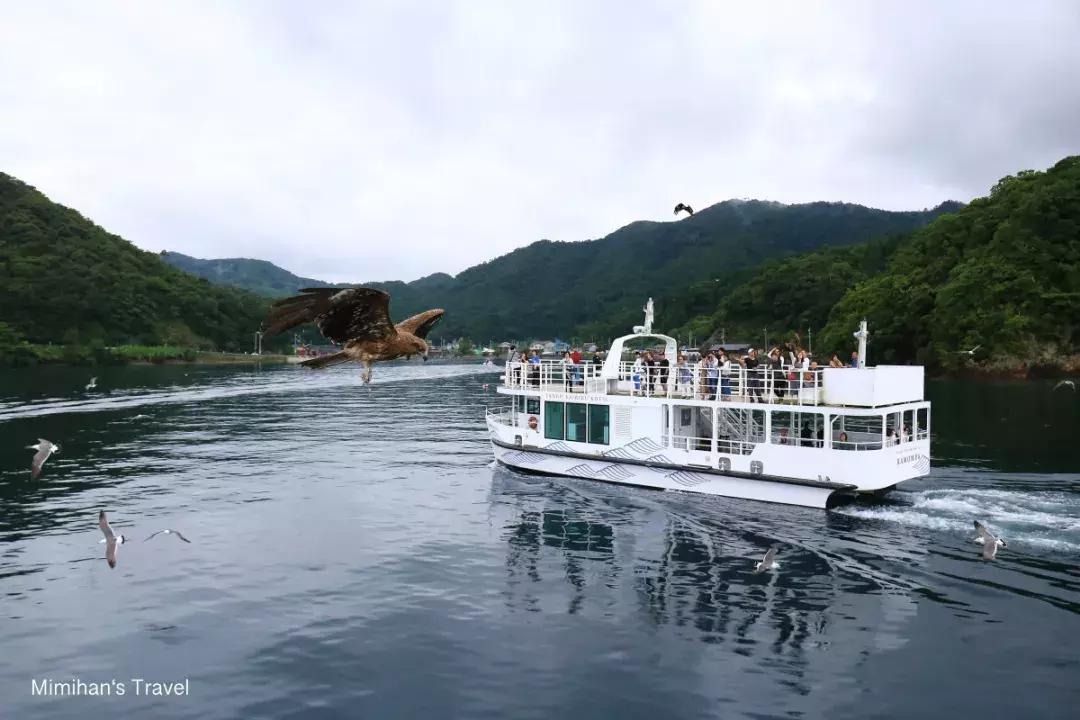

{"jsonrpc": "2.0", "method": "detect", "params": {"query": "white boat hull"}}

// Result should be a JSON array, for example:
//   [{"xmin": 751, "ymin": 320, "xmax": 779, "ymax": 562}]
[{"xmin": 487, "ymin": 419, "xmax": 856, "ymax": 509}]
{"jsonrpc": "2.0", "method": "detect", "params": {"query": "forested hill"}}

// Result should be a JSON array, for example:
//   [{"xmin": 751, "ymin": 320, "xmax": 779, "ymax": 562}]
[
  {"xmin": 164, "ymin": 200, "xmax": 958, "ymax": 341},
  {"xmin": 160, "ymin": 251, "xmax": 333, "ymax": 297},
  {"xmin": 0, "ymin": 173, "xmax": 277, "ymax": 353},
  {"xmin": 673, "ymin": 156, "xmax": 1080, "ymax": 374}
]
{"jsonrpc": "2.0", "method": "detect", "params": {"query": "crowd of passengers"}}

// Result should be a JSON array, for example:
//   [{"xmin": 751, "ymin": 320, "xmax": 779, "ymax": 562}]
[{"xmin": 506, "ymin": 344, "xmax": 862, "ymax": 402}]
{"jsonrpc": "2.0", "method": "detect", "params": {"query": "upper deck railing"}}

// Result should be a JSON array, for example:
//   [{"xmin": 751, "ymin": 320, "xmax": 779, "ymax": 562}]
[{"xmin": 503, "ymin": 360, "xmax": 826, "ymax": 406}]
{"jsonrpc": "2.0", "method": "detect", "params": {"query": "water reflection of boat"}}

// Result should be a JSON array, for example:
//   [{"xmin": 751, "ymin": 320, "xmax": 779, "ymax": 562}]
[{"xmin": 492, "ymin": 468, "xmax": 925, "ymax": 674}]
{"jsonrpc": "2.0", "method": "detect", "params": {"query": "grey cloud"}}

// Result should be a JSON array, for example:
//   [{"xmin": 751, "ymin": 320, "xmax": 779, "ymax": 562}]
[{"xmin": 1, "ymin": 1, "xmax": 1077, "ymax": 283}]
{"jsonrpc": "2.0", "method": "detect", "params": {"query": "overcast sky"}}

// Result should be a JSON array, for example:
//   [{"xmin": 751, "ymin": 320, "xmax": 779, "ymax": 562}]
[{"xmin": 2, "ymin": 1, "xmax": 1078, "ymax": 282}]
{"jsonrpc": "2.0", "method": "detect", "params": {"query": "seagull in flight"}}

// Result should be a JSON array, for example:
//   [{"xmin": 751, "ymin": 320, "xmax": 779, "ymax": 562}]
[
  {"xmin": 953, "ymin": 345, "xmax": 982, "ymax": 356},
  {"xmin": 85, "ymin": 376, "xmax": 97, "ymax": 391},
  {"xmin": 27, "ymin": 439, "xmax": 59, "ymax": 479},
  {"xmin": 1053, "ymin": 379, "xmax": 1076, "ymax": 392},
  {"xmin": 973, "ymin": 520, "xmax": 1006, "ymax": 560},
  {"xmin": 145, "ymin": 529, "xmax": 192, "ymax": 544},
  {"xmin": 98, "ymin": 510, "xmax": 126, "ymax": 569},
  {"xmin": 673, "ymin": 202, "xmax": 694, "ymax": 217},
  {"xmin": 754, "ymin": 547, "xmax": 780, "ymax": 573}
]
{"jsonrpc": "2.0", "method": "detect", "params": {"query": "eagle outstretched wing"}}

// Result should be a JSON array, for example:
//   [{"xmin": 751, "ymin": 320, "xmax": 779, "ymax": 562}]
[
  {"xmin": 263, "ymin": 288, "xmax": 397, "ymax": 343},
  {"xmin": 395, "ymin": 308, "xmax": 445, "ymax": 339}
]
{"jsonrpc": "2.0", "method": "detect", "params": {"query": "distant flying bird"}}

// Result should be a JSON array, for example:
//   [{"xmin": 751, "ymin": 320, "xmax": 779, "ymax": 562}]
[
  {"xmin": 262, "ymin": 288, "xmax": 444, "ymax": 384},
  {"xmin": 85, "ymin": 377, "xmax": 97, "ymax": 391},
  {"xmin": 145, "ymin": 529, "xmax": 192, "ymax": 544},
  {"xmin": 674, "ymin": 203, "xmax": 694, "ymax": 217},
  {"xmin": 953, "ymin": 345, "xmax": 982, "ymax": 356},
  {"xmin": 973, "ymin": 520, "xmax": 1006, "ymax": 560},
  {"xmin": 27, "ymin": 439, "xmax": 59, "ymax": 479},
  {"xmin": 1053, "ymin": 379, "xmax": 1076, "ymax": 392},
  {"xmin": 753, "ymin": 547, "xmax": 779, "ymax": 573},
  {"xmin": 98, "ymin": 510, "xmax": 126, "ymax": 569}
]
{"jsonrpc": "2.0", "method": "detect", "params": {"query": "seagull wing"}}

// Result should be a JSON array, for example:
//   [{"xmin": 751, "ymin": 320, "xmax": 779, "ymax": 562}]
[
  {"xmin": 981, "ymin": 538, "xmax": 999, "ymax": 560},
  {"xmin": 263, "ymin": 287, "xmax": 397, "ymax": 344},
  {"xmin": 761, "ymin": 547, "xmax": 777, "ymax": 567},
  {"xmin": 144, "ymin": 530, "xmax": 165, "ymax": 542},
  {"xmin": 106, "ymin": 538, "xmax": 118, "ymax": 568},
  {"xmin": 395, "ymin": 309, "xmax": 445, "ymax": 339},
  {"xmin": 973, "ymin": 520, "xmax": 995, "ymax": 544},
  {"xmin": 686, "ymin": 205, "xmax": 694, "ymax": 215},
  {"xmin": 30, "ymin": 446, "xmax": 51, "ymax": 478},
  {"xmin": 99, "ymin": 510, "xmax": 115, "ymax": 542},
  {"xmin": 173, "ymin": 530, "xmax": 192, "ymax": 543},
  {"xmin": 673, "ymin": 203, "xmax": 683, "ymax": 214}
]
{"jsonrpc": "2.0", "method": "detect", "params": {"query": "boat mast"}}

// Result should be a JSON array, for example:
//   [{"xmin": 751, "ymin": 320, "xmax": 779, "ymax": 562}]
[{"xmin": 854, "ymin": 319, "xmax": 869, "ymax": 368}]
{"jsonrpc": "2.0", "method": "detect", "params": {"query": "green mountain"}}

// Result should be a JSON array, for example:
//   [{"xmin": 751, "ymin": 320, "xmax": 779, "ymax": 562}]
[
  {"xmin": 0, "ymin": 173, "xmax": 281, "ymax": 358},
  {"xmin": 160, "ymin": 251, "xmax": 332, "ymax": 297},
  {"xmin": 675, "ymin": 156, "xmax": 1080, "ymax": 373},
  {"xmin": 820, "ymin": 157, "xmax": 1080, "ymax": 371},
  {"xmin": 163, "ymin": 200, "xmax": 957, "ymax": 342}
]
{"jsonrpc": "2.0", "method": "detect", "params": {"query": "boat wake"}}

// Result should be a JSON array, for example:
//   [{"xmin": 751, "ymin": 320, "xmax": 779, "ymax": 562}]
[
  {"xmin": 0, "ymin": 363, "xmax": 494, "ymax": 423},
  {"xmin": 838, "ymin": 482, "xmax": 1080, "ymax": 554}
]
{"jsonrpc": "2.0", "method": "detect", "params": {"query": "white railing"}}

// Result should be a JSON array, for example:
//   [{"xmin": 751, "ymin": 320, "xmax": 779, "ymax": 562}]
[{"xmin": 503, "ymin": 359, "xmax": 825, "ymax": 406}]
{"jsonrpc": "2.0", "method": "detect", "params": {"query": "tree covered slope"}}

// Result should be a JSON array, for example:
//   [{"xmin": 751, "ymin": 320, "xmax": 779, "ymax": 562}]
[{"xmin": 0, "ymin": 173, "xmax": 275, "ymax": 352}]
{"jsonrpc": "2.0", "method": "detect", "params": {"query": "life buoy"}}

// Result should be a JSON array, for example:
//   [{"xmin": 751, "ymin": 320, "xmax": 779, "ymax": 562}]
[{"xmin": 528, "ymin": 416, "xmax": 538, "ymax": 430}]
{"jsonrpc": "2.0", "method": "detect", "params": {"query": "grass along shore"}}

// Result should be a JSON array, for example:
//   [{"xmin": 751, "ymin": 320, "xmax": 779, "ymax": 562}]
[{"xmin": 0, "ymin": 343, "xmax": 291, "ymax": 366}]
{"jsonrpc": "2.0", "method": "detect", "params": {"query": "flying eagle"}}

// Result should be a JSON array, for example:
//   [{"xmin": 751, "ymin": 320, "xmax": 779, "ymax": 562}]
[
  {"xmin": 263, "ymin": 287, "xmax": 444, "ymax": 384},
  {"xmin": 674, "ymin": 203, "xmax": 694, "ymax": 217}
]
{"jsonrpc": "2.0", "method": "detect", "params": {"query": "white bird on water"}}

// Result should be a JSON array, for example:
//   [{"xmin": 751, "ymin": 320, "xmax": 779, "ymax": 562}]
[
  {"xmin": 754, "ymin": 547, "xmax": 780, "ymax": 573},
  {"xmin": 1053, "ymin": 379, "xmax": 1076, "ymax": 392},
  {"xmin": 145, "ymin": 529, "xmax": 192, "ymax": 544},
  {"xmin": 98, "ymin": 510, "xmax": 126, "ymax": 569},
  {"xmin": 27, "ymin": 439, "xmax": 59, "ymax": 479},
  {"xmin": 973, "ymin": 520, "xmax": 1007, "ymax": 560},
  {"xmin": 85, "ymin": 377, "xmax": 97, "ymax": 391},
  {"xmin": 953, "ymin": 345, "xmax": 982, "ymax": 356}
]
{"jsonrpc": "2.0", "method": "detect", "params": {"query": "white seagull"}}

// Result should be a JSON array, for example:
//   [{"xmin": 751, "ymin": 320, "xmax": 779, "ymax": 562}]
[
  {"xmin": 27, "ymin": 439, "xmax": 60, "ymax": 479},
  {"xmin": 953, "ymin": 345, "xmax": 982, "ymax": 356},
  {"xmin": 1053, "ymin": 379, "xmax": 1076, "ymax": 392},
  {"xmin": 973, "ymin": 520, "xmax": 1007, "ymax": 560},
  {"xmin": 98, "ymin": 510, "xmax": 126, "ymax": 568},
  {"xmin": 85, "ymin": 377, "xmax": 98, "ymax": 391},
  {"xmin": 754, "ymin": 547, "xmax": 780, "ymax": 573},
  {"xmin": 145, "ymin": 529, "xmax": 192, "ymax": 544}
]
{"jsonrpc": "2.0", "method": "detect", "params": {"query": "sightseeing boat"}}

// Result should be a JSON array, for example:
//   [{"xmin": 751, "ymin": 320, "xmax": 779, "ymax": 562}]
[{"xmin": 486, "ymin": 301, "xmax": 931, "ymax": 509}]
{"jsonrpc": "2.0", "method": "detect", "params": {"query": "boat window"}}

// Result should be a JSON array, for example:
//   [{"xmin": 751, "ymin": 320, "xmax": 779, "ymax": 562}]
[
  {"xmin": 831, "ymin": 414, "xmax": 883, "ymax": 450},
  {"xmin": 916, "ymin": 407, "xmax": 929, "ymax": 439},
  {"xmin": 903, "ymin": 409, "xmax": 915, "ymax": 443},
  {"xmin": 516, "ymin": 395, "xmax": 526, "ymax": 413},
  {"xmin": 544, "ymin": 401, "xmax": 564, "ymax": 440},
  {"xmin": 566, "ymin": 403, "xmax": 588, "ymax": 442},
  {"xmin": 588, "ymin": 405, "xmax": 610, "ymax": 444},
  {"xmin": 526, "ymin": 397, "xmax": 540, "ymax": 415},
  {"xmin": 714, "ymin": 407, "xmax": 765, "ymax": 455},
  {"xmin": 771, "ymin": 411, "xmax": 825, "ymax": 447}
]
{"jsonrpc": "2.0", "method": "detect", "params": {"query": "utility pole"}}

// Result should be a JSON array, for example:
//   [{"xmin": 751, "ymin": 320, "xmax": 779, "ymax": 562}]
[
  {"xmin": 254, "ymin": 331, "xmax": 263, "ymax": 355},
  {"xmin": 808, "ymin": 327, "xmax": 813, "ymax": 354}
]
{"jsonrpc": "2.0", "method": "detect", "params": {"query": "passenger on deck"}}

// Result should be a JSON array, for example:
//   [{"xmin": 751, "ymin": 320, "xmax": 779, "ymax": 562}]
[
  {"xmin": 561, "ymin": 351, "xmax": 575, "ymax": 390},
  {"xmin": 769, "ymin": 347, "xmax": 787, "ymax": 401},
  {"xmin": 886, "ymin": 428, "xmax": 897, "ymax": 446},
  {"xmin": 829, "ymin": 353, "xmax": 845, "ymax": 368},
  {"xmin": 676, "ymin": 354, "xmax": 693, "ymax": 396},
  {"xmin": 838, "ymin": 431, "xmax": 849, "ymax": 446},
  {"xmin": 742, "ymin": 348, "xmax": 764, "ymax": 402},
  {"xmin": 657, "ymin": 355, "xmax": 670, "ymax": 394},
  {"xmin": 528, "ymin": 350, "xmax": 541, "ymax": 387},
  {"xmin": 704, "ymin": 353, "xmax": 719, "ymax": 400},
  {"xmin": 800, "ymin": 424, "xmax": 813, "ymax": 447},
  {"xmin": 850, "ymin": 351, "xmax": 859, "ymax": 368},
  {"xmin": 632, "ymin": 352, "xmax": 644, "ymax": 392},
  {"xmin": 718, "ymin": 351, "xmax": 732, "ymax": 399},
  {"xmin": 642, "ymin": 350, "xmax": 656, "ymax": 395}
]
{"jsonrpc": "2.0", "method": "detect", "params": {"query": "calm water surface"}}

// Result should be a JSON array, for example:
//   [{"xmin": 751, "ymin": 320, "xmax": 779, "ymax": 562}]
[{"xmin": 1, "ymin": 364, "xmax": 1078, "ymax": 719}]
